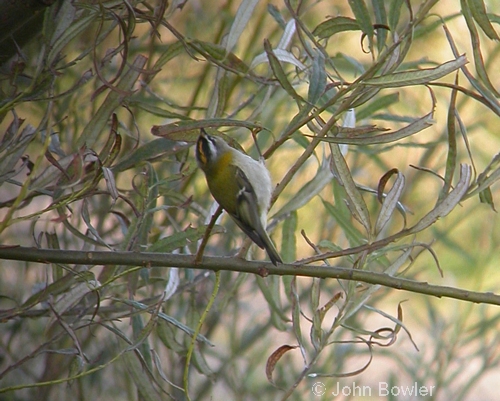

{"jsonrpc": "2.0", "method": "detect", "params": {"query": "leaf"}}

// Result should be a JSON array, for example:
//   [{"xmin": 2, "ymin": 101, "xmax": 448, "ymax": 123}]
[
  {"xmin": 99, "ymin": 114, "xmax": 122, "ymax": 167},
  {"xmin": 439, "ymin": 76, "xmax": 458, "ymax": 202},
  {"xmin": 290, "ymin": 277, "xmax": 308, "ymax": 366},
  {"xmin": 266, "ymin": 345, "xmax": 298, "ymax": 385},
  {"xmin": 226, "ymin": 0, "xmax": 260, "ymax": 53},
  {"xmin": 330, "ymin": 143, "xmax": 372, "ymax": 234},
  {"xmin": 48, "ymin": 278, "xmax": 100, "ymax": 329},
  {"xmin": 267, "ymin": 4, "xmax": 286, "ymax": 29},
  {"xmin": 190, "ymin": 39, "xmax": 250, "ymax": 74},
  {"xmin": 356, "ymin": 92, "xmax": 399, "ymax": 120},
  {"xmin": 410, "ymin": 164, "xmax": 472, "ymax": 233},
  {"xmin": 47, "ymin": 12, "xmax": 95, "ymax": 66},
  {"xmin": 318, "ymin": 103, "xmax": 435, "ymax": 145},
  {"xmin": 365, "ymin": 55, "xmax": 468, "ymax": 87},
  {"xmin": 461, "ymin": 0, "xmax": 500, "ymax": 97},
  {"xmin": 308, "ymin": 49, "xmax": 327, "ymax": 104},
  {"xmin": 102, "ymin": 167, "xmax": 118, "ymax": 202},
  {"xmin": 272, "ymin": 156, "xmax": 333, "ymax": 219},
  {"xmin": 388, "ymin": 0, "xmax": 404, "ymax": 31},
  {"xmin": 442, "ymin": 23, "xmax": 500, "ymax": 117},
  {"xmin": 466, "ymin": 0, "xmax": 500, "ymax": 40},
  {"xmin": 112, "ymin": 139, "xmax": 185, "ymax": 173},
  {"xmin": 281, "ymin": 211, "xmax": 297, "ymax": 263},
  {"xmin": 372, "ymin": 0, "xmax": 389, "ymax": 52},
  {"xmin": 322, "ymin": 196, "xmax": 365, "ymax": 246},
  {"xmin": 29, "ymin": 152, "xmax": 80, "ymax": 192},
  {"xmin": 78, "ymin": 55, "xmax": 148, "ymax": 148},
  {"xmin": 256, "ymin": 276, "xmax": 289, "ymax": 326},
  {"xmin": 121, "ymin": 351, "xmax": 163, "ymax": 401},
  {"xmin": 81, "ymin": 199, "xmax": 113, "ymax": 249},
  {"xmin": 277, "ymin": 19, "xmax": 297, "ymax": 49},
  {"xmin": 151, "ymin": 41, "xmax": 185, "ymax": 73},
  {"xmin": 348, "ymin": 0, "xmax": 375, "ymax": 48},
  {"xmin": 114, "ymin": 298, "xmax": 214, "ymax": 346},
  {"xmin": 151, "ymin": 118, "xmax": 262, "ymax": 137},
  {"xmin": 374, "ymin": 171, "xmax": 405, "ymax": 236},
  {"xmin": 479, "ymin": 187, "xmax": 496, "ymax": 211},
  {"xmin": 127, "ymin": 99, "xmax": 190, "ymax": 120},
  {"xmin": 250, "ymin": 48, "xmax": 306, "ymax": 71},
  {"xmin": 263, "ymin": 39, "xmax": 305, "ymax": 107},
  {"xmin": 0, "ymin": 124, "xmax": 36, "ymax": 186},
  {"xmin": 147, "ymin": 226, "xmax": 224, "ymax": 253},
  {"xmin": 313, "ymin": 16, "xmax": 360, "ymax": 39}
]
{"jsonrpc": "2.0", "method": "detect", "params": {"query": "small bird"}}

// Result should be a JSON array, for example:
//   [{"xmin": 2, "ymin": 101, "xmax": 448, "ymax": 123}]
[{"xmin": 195, "ymin": 129, "xmax": 282, "ymax": 265}]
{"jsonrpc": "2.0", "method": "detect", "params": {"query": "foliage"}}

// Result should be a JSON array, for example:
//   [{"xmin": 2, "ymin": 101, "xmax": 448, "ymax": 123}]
[{"xmin": 1, "ymin": 0, "xmax": 500, "ymax": 400}]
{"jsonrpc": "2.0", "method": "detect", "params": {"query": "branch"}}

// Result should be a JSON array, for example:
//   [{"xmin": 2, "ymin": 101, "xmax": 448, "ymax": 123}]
[{"xmin": 0, "ymin": 246, "xmax": 498, "ymax": 306}]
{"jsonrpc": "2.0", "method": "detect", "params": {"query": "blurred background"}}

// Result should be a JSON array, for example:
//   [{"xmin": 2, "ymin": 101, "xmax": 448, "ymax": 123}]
[{"xmin": 0, "ymin": 0, "xmax": 499, "ymax": 400}]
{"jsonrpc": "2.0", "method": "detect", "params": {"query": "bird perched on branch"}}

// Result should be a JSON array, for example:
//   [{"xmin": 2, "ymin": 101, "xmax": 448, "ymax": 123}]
[{"xmin": 195, "ymin": 129, "xmax": 282, "ymax": 265}]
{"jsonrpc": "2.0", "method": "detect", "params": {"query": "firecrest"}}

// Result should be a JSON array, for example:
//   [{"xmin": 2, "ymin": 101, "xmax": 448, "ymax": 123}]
[{"xmin": 195, "ymin": 129, "xmax": 282, "ymax": 265}]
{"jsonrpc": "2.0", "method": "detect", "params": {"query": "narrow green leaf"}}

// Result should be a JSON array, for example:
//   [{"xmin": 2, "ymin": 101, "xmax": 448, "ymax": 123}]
[
  {"xmin": 273, "ymin": 156, "xmax": 333, "ymax": 219},
  {"xmin": 348, "ymin": 0, "xmax": 375, "ymax": 48},
  {"xmin": 374, "ymin": 172, "xmax": 405, "ymax": 236},
  {"xmin": 0, "ymin": 125, "xmax": 36, "ymax": 185},
  {"xmin": 479, "ymin": 187, "xmax": 496, "ymax": 211},
  {"xmin": 151, "ymin": 118, "xmax": 262, "ymax": 137},
  {"xmin": 410, "ymin": 164, "xmax": 471, "ymax": 233},
  {"xmin": 461, "ymin": 0, "xmax": 500, "ymax": 97},
  {"xmin": 330, "ymin": 141, "xmax": 371, "ymax": 234},
  {"xmin": 312, "ymin": 16, "xmax": 360, "ymax": 39},
  {"xmin": 190, "ymin": 39, "xmax": 250, "ymax": 74},
  {"xmin": 264, "ymin": 39, "xmax": 304, "ymax": 107},
  {"xmin": 78, "ymin": 55, "xmax": 148, "ymax": 148},
  {"xmin": 112, "ymin": 138, "xmax": 185, "ymax": 173},
  {"xmin": 365, "ymin": 55, "xmax": 468, "ymax": 87},
  {"xmin": 356, "ymin": 92, "xmax": 399, "ymax": 120},
  {"xmin": 321, "ymin": 199, "xmax": 364, "ymax": 246},
  {"xmin": 467, "ymin": 0, "xmax": 500, "ymax": 40},
  {"xmin": 250, "ymin": 48, "xmax": 306, "ymax": 71},
  {"xmin": 388, "ymin": 0, "xmax": 404, "ymax": 31},
  {"xmin": 192, "ymin": 347, "xmax": 215, "ymax": 378},
  {"xmin": 443, "ymin": 23, "xmax": 500, "ymax": 116},
  {"xmin": 308, "ymin": 49, "xmax": 327, "ymax": 105},
  {"xmin": 319, "ymin": 110, "xmax": 433, "ymax": 145},
  {"xmin": 439, "ymin": 77, "xmax": 458, "ymax": 202},
  {"xmin": 226, "ymin": 0, "xmax": 260, "ymax": 53},
  {"xmin": 152, "ymin": 41, "xmax": 185, "ymax": 72},
  {"xmin": 372, "ymin": 0, "xmax": 388, "ymax": 52},
  {"xmin": 127, "ymin": 99, "xmax": 190, "ymax": 119},
  {"xmin": 46, "ymin": 231, "xmax": 63, "ymax": 281},
  {"xmin": 207, "ymin": 67, "xmax": 229, "ymax": 118},
  {"xmin": 148, "ymin": 226, "xmax": 224, "ymax": 253},
  {"xmin": 121, "ymin": 351, "xmax": 162, "ymax": 401},
  {"xmin": 157, "ymin": 320, "xmax": 185, "ymax": 352},
  {"xmin": 281, "ymin": 210, "xmax": 297, "ymax": 263},
  {"xmin": 47, "ymin": 13, "xmax": 96, "ymax": 66},
  {"xmin": 131, "ymin": 314, "xmax": 153, "ymax": 369},
  {"xmin": 267, "ymin": 4, "xmax": 286, "ymax": 29},
  {"xmin": 81, "ymin": 199, "xmax": 112, "ymax": 249},
  {"xmin": 474, "ymin": 165, "xmax": 500, "ymax": 198},
  {"xmin": 115, "ymin": 298, "xmax": 214, "ymax": 346},
  {"xmin": 256, "ymin": 276, "xmax": 289, "ymax": 326},
  {"xmin": 290, "ymin": 277, "xmax": 307, "ymax": 365}
]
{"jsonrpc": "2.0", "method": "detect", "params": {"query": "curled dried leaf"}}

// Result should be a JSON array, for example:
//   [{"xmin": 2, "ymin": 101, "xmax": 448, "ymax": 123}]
[{"xmin": 266, "ymin": 344, "xmax": 298, "ymax": 386}]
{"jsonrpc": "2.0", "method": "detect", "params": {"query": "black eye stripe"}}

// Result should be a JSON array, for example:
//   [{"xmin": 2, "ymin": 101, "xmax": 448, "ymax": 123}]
[{"xmin": 196, "ymin": 134, "xmax": 216, "ymax": 165}]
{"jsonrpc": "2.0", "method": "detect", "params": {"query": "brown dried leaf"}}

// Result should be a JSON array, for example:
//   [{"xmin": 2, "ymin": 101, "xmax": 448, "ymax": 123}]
[{"xmin": 266, "ymin": 344, "xmax": 298, "ymax": 386}]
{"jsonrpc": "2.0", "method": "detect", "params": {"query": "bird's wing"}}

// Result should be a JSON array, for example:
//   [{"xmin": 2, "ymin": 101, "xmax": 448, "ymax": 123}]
[{"xmin": 230, "ymin": 166, "xmax": 267, "ymax": 249}]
